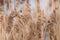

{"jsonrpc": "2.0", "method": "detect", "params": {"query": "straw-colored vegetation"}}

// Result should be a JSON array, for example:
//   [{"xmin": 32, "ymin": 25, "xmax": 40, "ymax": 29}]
[{"xmin": 0, "ymin": 0, "xmax": 60, "ymax": 40}]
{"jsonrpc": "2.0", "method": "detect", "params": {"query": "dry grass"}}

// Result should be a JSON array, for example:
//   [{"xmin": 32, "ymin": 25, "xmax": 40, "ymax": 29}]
[{"xmin": 0, "ymin": 0, "xmax": 60, "ymax": 40}]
